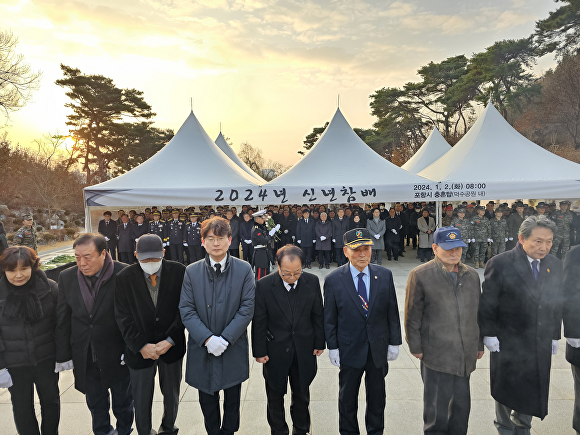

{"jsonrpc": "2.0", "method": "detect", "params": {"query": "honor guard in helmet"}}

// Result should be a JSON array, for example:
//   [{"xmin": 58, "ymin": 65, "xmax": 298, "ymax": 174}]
[{"xmin": 251, "ymin": 209, "xmax": 274, "ymax": 281}]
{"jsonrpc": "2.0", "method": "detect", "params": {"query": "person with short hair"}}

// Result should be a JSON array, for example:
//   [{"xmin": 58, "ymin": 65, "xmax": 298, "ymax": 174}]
[
  {"xmin": 55, "ymin": 233, "xmax": 134, "ymax": 435},
  {"xmin": 366, "ymin": 208, "xmax": 385, "ymax": 265},
  {"xmin": 405, "ymin": 227, "xmax": 483, "ymax": 435},
  {"xmin": 332, "ymin": 208, "xmax": 350, "ymax": 266},
  {"xmin": 184, "ymin": 213, "xmax": 203, "ymax": 264},
  {"xmin": 315, "ymin": 212, "xmax": 332, "ymax": 269},
  {"xmin": 0, "ymin": 246, "xmax": 60, "ymax": 435},
  {"xmin": 226, "ymin": 210, "xmax": 240, "ymax": 259},
  {"xmin": 115, "ymin": 234, "xmax": 186, "ymax": 435},
  {"xmin": 506, "ymin": 202, "xmax": 525, "ymax": 250},
  {"xmin": 117, "ymin": 214, "xmax": 135, "ymax": 264},
  {"xmin": 324, "ymin": 228, "xmax": 401, "ymax": 435},
  {"xmin": 12, "ymin": 214, "xmax": 37, "ymax": 252},
  {"xmin": 252, "ymin": 245, "xmax": 324, "ymax": 435},
  {"xmin": 417, "ymin": 209, "xmax": 436, "ymax": 263},
  {"xmin": 180, "ymin": 217, "xmax": 255, "ymax": 435},
  {"xmin": 490, "ymin": 208, "xmax": 509, "ymax": 258},
  {"xmin": 384, "ymin": 208, "xmax": 401, "ymax": 262},
  {"xmin": 98, "ymin": 211, "xmax": 118, "ymax": 260},
  {"xmin": 295, "ymin": 209, "xmax": 316, "ymax": 269},
  {"xmin": 479, "ymin": 215, "xmax": 564, "ymax": 434}
]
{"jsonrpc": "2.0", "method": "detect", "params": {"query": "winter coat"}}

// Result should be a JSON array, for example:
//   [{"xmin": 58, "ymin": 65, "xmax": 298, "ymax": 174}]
[
  {"xmin": 384, "ymin": 216, "xmax": 401, "ymax": 244},
  {"xmin": 331, "ymin": 218, "xmax": 350, "ymax": 248},
  {"xmin": 229, "ymin": 218, "xmax": 240, "ymax": 249},
  {"xmin": 563, "ymin": 245, "xmax": 580, "ymax": 368},
  {"xmin": 315, "ymin": 220, "xmax": 332, "ymax": 251},
  {"xmin": 296, "ymin": 218, "xmax": 316, "ymax": 248},
  {"xmin": 478, "ymin": 244, "xmax": 563, "ymax": 418},
  {"xmin": 0, "ymin": 272, "xmax": 58, "ymax": 369},
  {"xmin": 179, "ymin": 254, "xmax": 255, "ymax": 394},
  {"xmin": 366, "ymin": 218, "xmax": 385, "ymax": 250},
  {"xmin": 417, "ymin": 216, "xmax": 436, "ymax": 248}
]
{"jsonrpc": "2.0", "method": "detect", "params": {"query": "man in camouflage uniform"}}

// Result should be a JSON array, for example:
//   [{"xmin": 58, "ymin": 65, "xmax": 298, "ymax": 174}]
[
  {"xmin": 441, "ymin": 205, "xmax": 454, "ymax": 227},
  {"xmin": 550, "ymin": 200, "xmax": 574, "ymax": 259},
  {"xmin": 490, "ymin": 208, "xmax": 508, "ymax": 257},
  {"xmin": 535, "ymin": 202, "xmax": 549, "ymax": 217},
  {"xmin": 13, "ymin": 214, "xmax": 37, "ymax": 252},
  {"xmin": 470, "ymin": 205, "xmax": 491, "ymax": 268},
  {"xmin": 451, "ymin": 208, "xmax": 471, "ymax": 263}
]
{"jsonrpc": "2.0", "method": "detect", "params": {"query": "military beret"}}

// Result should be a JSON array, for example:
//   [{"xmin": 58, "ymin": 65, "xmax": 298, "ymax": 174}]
[
  {"xmin": 466, "ymin": 204, "xmax": 474, "ymax": 208},
  {"xmin": 445, "ymin": 205, "xmax": 453, "ymax": 210}
]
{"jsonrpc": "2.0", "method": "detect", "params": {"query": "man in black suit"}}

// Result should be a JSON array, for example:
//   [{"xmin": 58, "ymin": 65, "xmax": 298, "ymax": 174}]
[
  {"xmin": 118, "ymin": 213, "xmax": 135, "ymax": 264},
  {"xmin": 55, "ymin": 233, "xmax": 134, "ymax": 435},
  {"xmin": 324, "ymin": 228, "xmax": 402, "ymax": 435},
  {"xmin": 563, "ymin": 244, "xmax": 580, "ymax": 434},
  {"xmin": 98, "ymin": 211, "xmax": 118, "ymax": 260},
  {"xmin": 395, "ymin": 203, "xmax": 408, "ymax": 257},
  {"xmin": 479, "ymin": 215, "xmax": 564, "ymax": 434},
  {"xmin": 252, "ymin": 245, "xmax": 325, "ymax": 435},
  {"xmin": 295, "ymin": 209, "xmax": 316, "ymax": 269},
  {"xmin": 131, "ymin": 214, "xmax": 148, "ymax": 245},
  {"xmin": 115, "ymin": 234, "xmax": 186, "ymax": 435}
]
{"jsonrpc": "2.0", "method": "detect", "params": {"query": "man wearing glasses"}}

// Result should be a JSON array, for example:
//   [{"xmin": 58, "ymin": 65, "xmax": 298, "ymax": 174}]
[
  {"xmin": 179, "ymin": 216, "xmax": 255, "ymax": 435},
  {"xmin": 252, "ymin": 244, "xmax": 325, "ymax": 435}
]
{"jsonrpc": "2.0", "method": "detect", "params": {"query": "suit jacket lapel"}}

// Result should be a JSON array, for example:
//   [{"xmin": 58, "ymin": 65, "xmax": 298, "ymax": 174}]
[
  {"xmin": 74, "ymin": 275, "xmax": 91, "ymax": 318},
  {"xmin": 341, "ymin": 266, "xmax": 366, "ymax": 318},
  {"xmin": 271, "ymin": 274, "xmax": 293, "ymax": 326},
  {"xmin": 139, "ymin": 271, "xmax": 157, "ymax": 313},
  {"xmin": 367, "ymin": 264, "xmax": 378, "ymax": 317},
  {"xmin": 292, "ymin": 276, "xmax": 308, "ymax": 327},
  {"xmin": 512, "ymin": 247, "xmax": 539, "ymax": 300}
]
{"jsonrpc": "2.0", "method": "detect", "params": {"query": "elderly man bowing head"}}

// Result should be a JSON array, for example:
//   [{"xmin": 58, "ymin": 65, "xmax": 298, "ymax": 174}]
[
  {"xmin": 405, "ymin": 227, "xmax": 483, "ymax": 435},
  {"xmin": 324, "ymin": 228, "xmax": 402, "ymax": 435}
]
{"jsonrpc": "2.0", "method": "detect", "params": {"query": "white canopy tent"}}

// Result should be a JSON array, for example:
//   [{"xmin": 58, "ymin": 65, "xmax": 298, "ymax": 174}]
[
  {"xmin": 418, "ymin": 103, "xmax": 580, "ymax": 200},
  {"xmin": 215, "ymin": 132, "xmax": 265, "ymax": 182},
  {"xmin": 83, "ymin": 111, "xmax": 264, "ymax": 229},
  {"xmin": 265, "ymin": 108, "xmax": 435, "ymax": 204},
  {"xmin": 402, "ymin": 127, "xmax": 451, "ymax": 174}
]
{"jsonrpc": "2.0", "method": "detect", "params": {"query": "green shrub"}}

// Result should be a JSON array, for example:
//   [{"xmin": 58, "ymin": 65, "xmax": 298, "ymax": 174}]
[
  {"xmin": 74, "ymin": 220, "xmax": 81, "ymax": 226},
  {"xmin": 65, "ymin": 228, "xmax": 76, "ymax": 237},
  {"xmin": 64, "ymin": 223, "xmax": 70, "ymax": 228},
  {"xmin": 43, "ymin": 233, "xmax": 56, "ymax": 243},
  {"xmin": 36, "ymin": 226, "xmax": 43, "ymax": 232}
]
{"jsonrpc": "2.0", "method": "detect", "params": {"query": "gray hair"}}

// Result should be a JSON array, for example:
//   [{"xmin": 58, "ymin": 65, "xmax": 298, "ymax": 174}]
[{"xmin": 518, "ymin": 215, "xmax": 557, "ymax": 239}]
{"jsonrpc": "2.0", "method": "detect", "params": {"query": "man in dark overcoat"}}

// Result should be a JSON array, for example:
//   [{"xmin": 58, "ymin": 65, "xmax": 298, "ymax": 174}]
[
  {"xmin": 295, "ymin": 209, "xmax": 316, "ymax": 269},
  {"xmin": 252, "ymin": 245, "xmax": 325, "ymax": 435},
  {"xmin": 55, "ymin": 233, "xmax": 134, "ymax": 435},
  {"xmin": 117, "ymin": 213, "xmax": 135, "ymax": 264},
  {"xmin": 563, "ymin": 244, "xmax": 580, "ymax": 433},
  {"xmin": 115, "ymin": 234, "xmax": 186, "ymax": 435},
  {"xmin": 98, "ymin": 211, "xmax": 118, "ymax": 260},
  {"xmin": 478, "ymin": 215, "xmax": 564, "ymax": 434}
]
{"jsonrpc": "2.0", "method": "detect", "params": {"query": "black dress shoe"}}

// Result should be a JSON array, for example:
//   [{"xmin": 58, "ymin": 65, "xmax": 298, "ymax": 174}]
[
  {"xmin": 394, "ymin": 258, "xmax": 398, "ymax": 261},
  {"xmin": 325, "ymin": 265, "xmax": 330, "ymax": 269},
  {"xmin": 388, "ymin": 258, "xmax": 392, "ymax": 261},
  {"xmin": 400, "ymin": 253, "xmax": 404, "ymax": 257},
  {"xmin": 319, "ymin": 264, "xmax": 323, "ymax": 269}
]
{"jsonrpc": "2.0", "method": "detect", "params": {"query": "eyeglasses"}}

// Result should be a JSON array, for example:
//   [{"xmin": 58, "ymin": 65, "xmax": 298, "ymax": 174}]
[
  {"xmin": 280, "ymin": 270, "xmax": 303, "ymax": 278},
  {"xmin": 204, "ymin": 237, "xmax": 227, "ymax": 244}
]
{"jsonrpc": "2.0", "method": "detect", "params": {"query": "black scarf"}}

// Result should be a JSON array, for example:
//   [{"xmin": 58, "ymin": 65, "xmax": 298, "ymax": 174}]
[{"xmin": 2, "ymin": 271, "xmax": 46, "ymax": 322}]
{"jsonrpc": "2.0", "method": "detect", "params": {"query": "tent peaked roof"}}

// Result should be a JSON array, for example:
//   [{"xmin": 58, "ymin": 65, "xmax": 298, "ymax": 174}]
[
  {"xmin": 266, "ymin": 108, "xmax": 433, "ymax": 202},
  {"xmin": 417, "ymin": 102, "xmax": 580, "ymax": 198},
  {"xmin": 215, "ymin": 132, "xmax": 265, "ymax": 182},
  {"xmin": 402, "ymin": 127, "xmax": 451, "ymax": 174},
  {"xmin": 83, "ymin": 111, "xmax": 262, "ymax": 206}
]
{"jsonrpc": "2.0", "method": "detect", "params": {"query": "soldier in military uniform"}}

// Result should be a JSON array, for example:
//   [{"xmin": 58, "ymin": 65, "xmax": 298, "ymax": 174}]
[
  {"xmin": 450, "ymin": 208, "xmax": 471, "ymax": 264},
  {"xmin": 506, "ymin": 201, "xmax": 525, "ymax": 250},
  {"xmin": 470, "ymin": 205, "xmax": 491, "ymax": 268},
  {"xmin": 550, "ymin": 200, "xmax": 574, "ymax": 259},
  {"xmin": 535, "ymin": 202, "xmax": 548, "ymax": 217},
  {"xmin": 12, "ymin": 214, "xmax": 37, "ymax": 252},
  {"xmin": 251, "ymin": 209, "xmax": 275, "ymax": 281},
  {"xmin": 168, "ymin": 209, "xmax": 186, "ymax": 263},
  {"xmin": 161, "ymin": 208, "xmax": 170, "ymax": 223},
  {"xmin": 441, "ymin": 205, "xmax": 454, "ymax": 227},
  {"xmin": 490, "ymin": 207, "xmax": 509, "ymax": 257},
  {"xmin": 184, "ymin": 213, "xmax": 203, "ymax": 264}
]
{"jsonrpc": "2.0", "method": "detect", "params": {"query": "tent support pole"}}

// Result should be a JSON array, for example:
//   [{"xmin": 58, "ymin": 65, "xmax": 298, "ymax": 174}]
[
  {"xmin": 436, "ymin": 201, "xmax": 441, "ymax": 228},
  {"xmin": 83, "ymin": 190, "xmax": 92, "ymax": 234}
]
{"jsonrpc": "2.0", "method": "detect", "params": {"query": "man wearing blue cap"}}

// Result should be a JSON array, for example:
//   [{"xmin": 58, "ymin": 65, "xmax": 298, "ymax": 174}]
[{"xmin": 405, "ymin": 226, "xmax": 483, "ymax": 435}]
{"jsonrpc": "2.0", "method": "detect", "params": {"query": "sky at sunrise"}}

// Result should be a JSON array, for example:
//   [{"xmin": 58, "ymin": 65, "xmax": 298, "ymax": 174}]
[{"xmin": 1, "ymin": 0, "xmax": 561, "ymax": 165}]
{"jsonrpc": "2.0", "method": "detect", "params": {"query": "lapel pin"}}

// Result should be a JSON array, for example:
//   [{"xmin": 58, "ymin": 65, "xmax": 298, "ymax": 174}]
[
  {"xmin": 547, "ymin": 269, "xmax": 550, "ymax": 273},
  {"xmin": 374, "ymin": 276, "xmax": 378, "ymax": 279}
]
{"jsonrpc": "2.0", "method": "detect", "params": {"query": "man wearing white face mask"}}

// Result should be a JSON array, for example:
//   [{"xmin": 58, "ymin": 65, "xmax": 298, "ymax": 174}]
[{"xmin": 115, "ymin": 234, "xmax": 187, "ymax": 435}]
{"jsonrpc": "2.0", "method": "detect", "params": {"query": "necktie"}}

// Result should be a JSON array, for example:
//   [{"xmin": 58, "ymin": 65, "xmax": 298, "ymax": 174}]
[
  {"xmin": 215, "ymin": 263, "xmax": 221, "ymax": 276},
  {"xmin": 288, "ymin": 283, "xmax": 294, "ymax": 291},
  {"xmin": 150, "ymin": 273, "xmax": 157, "ymax": 286},
  {"xmin": 89, "ymin": 275, "xmax": 98, "ymax": 288},
  {"xmin": 357, "ymin": 272, "xmax": 368, "ymax": 316},
  {"xmin": 124, "ymin": 224, "xmax": 126, "ymax": 229},
  {"xmin": 531, "ymin": 260, "xmax": 539, "ymax": 280}
]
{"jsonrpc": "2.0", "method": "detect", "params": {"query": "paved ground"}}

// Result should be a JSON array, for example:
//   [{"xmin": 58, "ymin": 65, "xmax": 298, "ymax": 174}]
[{"xmin": 1, "ymin": 249, "xmax": 576, "ymax": 434}]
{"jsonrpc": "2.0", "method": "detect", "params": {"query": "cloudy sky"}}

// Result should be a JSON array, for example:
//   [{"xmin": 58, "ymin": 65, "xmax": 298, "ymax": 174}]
[{"xmin": 1, "ymin": 0, "xmax": 559, "ymax": 165}]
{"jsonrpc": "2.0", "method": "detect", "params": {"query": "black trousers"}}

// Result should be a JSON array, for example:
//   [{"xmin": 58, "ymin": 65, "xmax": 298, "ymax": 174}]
[
  {"xmin": 85, "ymin": 354, "xmax": 134, "ymax": 435},
  {"xmin": 264, "ymin": 354, "xmax": 310, "ymax": 435},
  {"xmin": 300, "ymin": 246, "xmax": 312, "ymax": 266},
  {"xmin": 335, "ymin": 247, "xmax": 346, "ymax": 266},
  {"xmin": 421, "ymin": 362, "xmax": 470, "ymax": 435},
  {"xmin": 242, "ymin": 243, "xmax": 253, "ymax": 264},
  {"xmin": 398, "ymin": 231, "xmax": 406, "ymax": 254},
  {"xmin": 229, "ymin": 246, "xmax": 240, "ymax": 258},
  {"xmin": 106, "ymin": 243, "xmax": 117, "ymax": 261},
  {"xmin": 170, "ymin": 244, "xmax": 184, "ymax": 263},
  {"xmin": 385, "ymin": 241, "xmax": 399, "ymax": 260},
  {"xmin": 318, "ymin": 250, "xmax": 330, "ymax": 266},
  {"xmin": 129, "ymin": 358, "xmax": 183, "ymax": 435},
  {"xmin": 339, "ymin": 348, "xmax": 387, "ymax": 435},
  {"xmin": 407, "ymin": 231, "xmax": 417, "ymax": 248},
  {"xmin": 188, "ymin": 245, "xmax": 204, "ymax": 264},
  {"xmin": 198, "ymin": 383, "xmax": 242, "ymax": 435},
  {"xmin": 119, "ymin": 251, "xmax": 134, "ymax": 265},
  {"xmin": 8, "ymin": 358, "xmax": 60, "ymax": 435}
]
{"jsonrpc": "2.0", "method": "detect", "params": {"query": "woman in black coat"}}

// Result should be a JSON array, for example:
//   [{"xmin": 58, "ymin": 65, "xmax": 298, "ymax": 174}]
[{"xmin": 0, "ymin": 246, "xmax": 60, "ymax": 435}]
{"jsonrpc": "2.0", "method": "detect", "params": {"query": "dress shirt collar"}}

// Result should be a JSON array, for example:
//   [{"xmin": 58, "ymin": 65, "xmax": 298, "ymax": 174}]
[
  {"xmin": 282, "ymin": 278, "xmax": 298, "ymax": 291},
  {"xmin": 526, "ymin": 255, "xmax": 540, "ymax": 271},
  {"xmin": 349, "ymin": 263, "xmax": 369, "ymax": 280},
  {"xmin": 210, "ymin": 255, "xmax": 227, "ymax": 271}
]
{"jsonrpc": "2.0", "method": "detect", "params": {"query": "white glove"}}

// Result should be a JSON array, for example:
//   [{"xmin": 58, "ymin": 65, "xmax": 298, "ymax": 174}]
[
  {"xmin": 245, "ymin": 239, "xmax": 252, "ymax": 244},
  {"xmin": 391, "ymin": 229, "xmax": 397, "ymax": 234},
  {"xmin": 206, "ymin": 336, "xmax": 229, "ymax": 357},
  {"xmin": 135, "ymin": 238, "xmax": 139, "ymax": 242},
  {"xmin": 566, "ymin": 338, "xmax": 580, "ymax": 348},
  {"xmin": 387, "ymin": 345, "xmax": 399, "ymax": 361},
  {"xmin": 163, "ymin": 242, "xmax": 168, "ymax": 247},
  {"xmin": 312, "ymin": 240, "xmax": 316, "ymax": 244},
  {"xmin": 105, "ymin": 236, "xmax": 110, "ymax": 241},
  {"xmin": 329, "ymin": 349, "xmax": 340, "ymax": 367},
  {"xmin": 552, "ymin": 340, "xmax": 559, "ymax": 355},
  {"xmin": 297, "ymin": 240, "xmax": 301, "ymax": 244},
  {"xmin": 483, "ymin": 336, "xmax": 500, "ymax": 352},
  {"xmin": 509, "ymin": 237, "xmax": 513, "ymax": 241},
  {"xmin": 274, "ymin": 224, "xmax": 280, "ymax": 232},
  {"xmin": 320, "ymin": 236, "xmax": 326, "ymax": 241},
  {"xmin": 269, "ymin": 228, "xmax": 277, "ymax": 237},
  {"xmin": 183, "ymin": 242, "xmax": 188, "ymax": 246},
  {"xmin": 471, "ymin": 239, "xmax": 475, "ymax": 243},
  {"xmin": 284, "ymin": 229, "xmax": 288, "ymax": 234},
  {"xmin": 374, "ymin": 234, "xmax": 380, "ymax": 239},
  {"xmin": 0, "ymin": 369, "xmax": 13, "ymax": 388},
  {"xmin": 292, "ymin": 236, "xmax": 295, "ymax": 240},
  {"xmin": 505, "ymin": 238, "xmax": 508, "ymax": 242},
  {"xmin": 332, "ymin": 239, "xmax": 336, "ymax": 243},
  {"xmin": 55, "ymin": 360, "xmax": 74, "ymax": 373},
  {"xmin": 488, "ymin": 239, "xmax": 493, "ymax": 242}
]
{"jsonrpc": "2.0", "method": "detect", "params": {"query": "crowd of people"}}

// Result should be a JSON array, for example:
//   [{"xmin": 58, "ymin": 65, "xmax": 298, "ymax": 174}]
[{"xmin": 0, "ymin": 199, "xmax": 578, "ymax": 435}]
